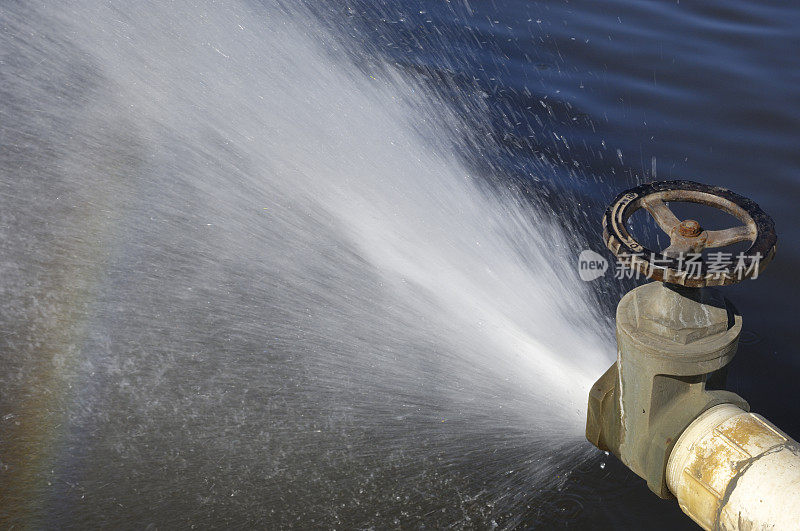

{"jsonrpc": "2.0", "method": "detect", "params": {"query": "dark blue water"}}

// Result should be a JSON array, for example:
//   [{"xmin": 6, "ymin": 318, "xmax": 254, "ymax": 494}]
[
  {"xmin": 2, "ymin": 0, "xmax": 799, "ymax": 529},
  {"xmin": 322, "ymin": 1, "xmax": 800, "ymax": 373}
]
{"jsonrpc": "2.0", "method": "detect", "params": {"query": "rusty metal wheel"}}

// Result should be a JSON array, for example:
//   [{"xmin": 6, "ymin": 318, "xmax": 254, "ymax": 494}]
[{"xmin": 602, "ymin": 180, "xmax": 777, "ymax": 287}]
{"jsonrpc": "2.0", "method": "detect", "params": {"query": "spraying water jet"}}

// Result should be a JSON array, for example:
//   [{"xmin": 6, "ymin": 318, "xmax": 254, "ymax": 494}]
[
  {"xmin": 0, "ymin": 1, "xmax": 617, "ymax": 527},
  {"xmin": 587, "ymin": 180, "xmax": 800, "ymax": 530}
]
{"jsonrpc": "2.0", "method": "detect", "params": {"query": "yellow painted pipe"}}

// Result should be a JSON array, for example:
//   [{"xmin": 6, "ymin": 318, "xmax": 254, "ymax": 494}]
[{"xmin": 667, "ymin": 404, "xmax": 800, "ymax": 530}]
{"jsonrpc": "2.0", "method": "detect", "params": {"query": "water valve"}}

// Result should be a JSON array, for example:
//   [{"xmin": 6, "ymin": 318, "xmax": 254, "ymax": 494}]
[{"xmin": 587, "ymin": 180, "xmax": 778, "ymax": 496}]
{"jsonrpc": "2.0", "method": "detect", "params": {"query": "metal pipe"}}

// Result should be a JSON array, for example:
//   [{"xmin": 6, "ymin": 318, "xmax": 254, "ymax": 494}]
[{"xmin": 666, "ymin": 404, "xmax": 800, "ymax": 530}]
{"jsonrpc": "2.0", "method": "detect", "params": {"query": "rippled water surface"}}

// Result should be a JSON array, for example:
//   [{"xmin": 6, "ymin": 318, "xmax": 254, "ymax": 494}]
[{"xmin": 1, "ymin": 0, "xmax": 799, "ymax": 529}]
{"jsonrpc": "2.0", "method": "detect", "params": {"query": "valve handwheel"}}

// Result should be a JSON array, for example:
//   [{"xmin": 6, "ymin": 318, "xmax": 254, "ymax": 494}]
[{"xmin": 603, "ymin": 180, "xmax": 777, "ymax": 287}]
